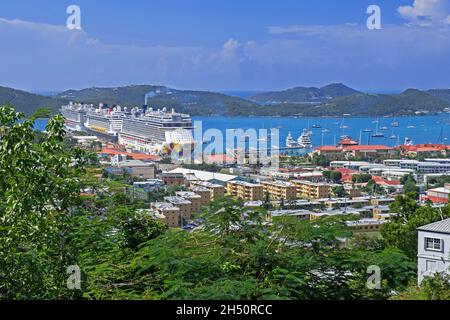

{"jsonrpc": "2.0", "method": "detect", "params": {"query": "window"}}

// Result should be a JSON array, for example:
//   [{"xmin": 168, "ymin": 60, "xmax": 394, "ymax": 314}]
[{"xmin": 425, "ymin": 237, "xmax": 443, "ymax": 251}]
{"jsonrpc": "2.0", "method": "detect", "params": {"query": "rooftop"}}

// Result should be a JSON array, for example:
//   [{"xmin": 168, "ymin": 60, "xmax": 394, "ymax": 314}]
[
  {"xmin": 168, "ymin": 168, "xmax": 237, "ymax": 183},
  {"xmin": 164, "ymin": 196, "xmax": 192, "ymax": 205},
  {"xmin": 417, "ymin": 218, "xmax": 450, "ymax": 234}
]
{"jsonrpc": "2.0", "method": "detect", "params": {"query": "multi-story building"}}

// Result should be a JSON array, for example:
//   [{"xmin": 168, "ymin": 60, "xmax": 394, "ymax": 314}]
[
  {"xmin": 176, "ymin": 191, "xmax": 203, "ymax": 214},
  {"xmin": 346, "ymin": 218, "xmax": 387, "ymax": 234},
  {"xmin": 106, "ymin": 160, "xmax": 155, "ymax": 179},
  {"xmin": 150, "ymin": 202, "xmax": 181, "ymax": 228},
  {"xmin": 190, "ymin": 181, "xmax": 225, "ymax": 200},
  {"xmin": 160, "ymin": 172, "xmax": 186, "ymax": 186},
  {"xmin": 417, "ymin": 219, "xmax": 450, "ymax": 284},
  {"xmin": 191, "ymin": 186, "xmax": 212, "ymax": 207},
  {"xmin": 292, "ymin": 180, "xmax": 332, "ymax": 199},
  {"xmin": 426, "ymin": 184, "xmax": 450, "ymax": 204},
  {"xmin": 261, "ymin": 180, "xmax": 297, "ymax": 200},
  {"xmin": 227, "ymin": 181, "xmax": 264, "ymax": 201},
  {"xmin": 164, "ymin": 196, "xmax": 193, "ymax": 220}
]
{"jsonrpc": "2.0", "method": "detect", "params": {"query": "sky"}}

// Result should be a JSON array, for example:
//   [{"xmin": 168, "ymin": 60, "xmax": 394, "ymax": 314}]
[{"xmin": 0, "ymin": 0, "xmax": 449, "ymax": 92}]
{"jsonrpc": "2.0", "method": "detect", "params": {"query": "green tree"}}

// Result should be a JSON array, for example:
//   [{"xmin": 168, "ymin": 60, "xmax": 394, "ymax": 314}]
[
  {"xmin": 0, "ymin": 104, "xmax": 88, "ymax": 299},
  {"xmin": 332, "ymin": 185, "xmax": 348, "ymax": 198}
]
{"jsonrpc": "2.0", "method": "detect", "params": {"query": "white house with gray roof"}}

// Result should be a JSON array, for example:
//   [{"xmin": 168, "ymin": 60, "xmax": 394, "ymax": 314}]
[{"xmin": 417, "ymin": 218, "xmax": 450, "ymax": 284}]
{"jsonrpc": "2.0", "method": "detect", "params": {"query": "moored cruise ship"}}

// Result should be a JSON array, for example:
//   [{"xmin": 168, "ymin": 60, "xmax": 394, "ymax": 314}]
[
  {"xmin": 119, "ymin": 107, "xmax": 194, "ymax": 153},
  {"xmin": 60, "ymin": 102, "xmax": 90, "ymax": 131},
  {"xmin": 84, "ymin": 104, "xmax": 128, "ymax": 142}
]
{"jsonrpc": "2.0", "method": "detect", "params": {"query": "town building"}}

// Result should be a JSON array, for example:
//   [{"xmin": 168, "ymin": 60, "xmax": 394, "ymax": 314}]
[
  {"xmin": 261, "ymin": 180, "xmax": 297, "ymax": 200},
  {"xmin": 292, "ymin": 180, "xmax": 332, "ymax": 199},
  {"xmin": 425, "ymin": 184, "xmax": 450, "ymax": 204},
  {"xmin": 160, "ymin": 172, "xmax": 186, "ymax": 186},
  {"xmin": 226, "ymin": 181, "xmax": 264, "ymax": 201},
  {"xmin": 190, "ymin": 181, "xmax": 225, "ymax": 200},
  {"xmin": 164, "ymin": 196, "xmax": 193, "ymax": 221},
  {"xmin": 191, "ymin": 186, "xmax": 212, "ymax": 206},
  {"xmin": 176, "ymin": 191, "xmax": 203, "ymax": 214},
  {"xmin": 150, "ymin": 202, "xmax": 181, "ymax": 228},
  {"xmin": 105, "ymin": 160, "xmax": 156, "ymax": 179},
  {"xmin": 417, "ymin": 219, "xmax": 450, "ymax": 284}
]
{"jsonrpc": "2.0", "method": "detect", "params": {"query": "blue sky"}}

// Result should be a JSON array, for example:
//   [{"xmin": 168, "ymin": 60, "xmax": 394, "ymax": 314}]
[{"xmin": 0, "ymin": 0, "xmax": 449, "ymax": 92}]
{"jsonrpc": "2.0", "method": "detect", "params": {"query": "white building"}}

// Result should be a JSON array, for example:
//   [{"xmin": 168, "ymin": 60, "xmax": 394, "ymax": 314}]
[{"xmin": 417, "ymin": 219, "xmax": 450, "ymax": 284}]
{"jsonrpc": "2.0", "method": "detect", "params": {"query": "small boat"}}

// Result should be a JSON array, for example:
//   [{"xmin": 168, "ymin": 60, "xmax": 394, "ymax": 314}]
[
  {"xmin": 380, "ymin": 126, "xmax": 388, "ymax": 131},
  {"xmin": 312, "ymin": 124, "xmax": 322, "ymax": 129},
  {"xmin": 407, "ymin": 125, "xmax": 416, "ymax": 129},
  {"xmin": 372, "ymin": 121, "xmax": 384, "ymax": 138},
  {"xmin": 322, "ymin": 128, "xmax": 330, "ymax": 133},
  {"xmin": 363, "ymin": 128, "xmax": 373, "ymax": 133},
  {"xmin": 372, "ymin": 133, "xmax": 385, "ymax": 138},
  {"xmin": 391, "ymin": 121, "xmax": 399, "ymax": 127},
  {"xmin": 390, "ymin": 134, "xmax": 397, "ymax": 139}
]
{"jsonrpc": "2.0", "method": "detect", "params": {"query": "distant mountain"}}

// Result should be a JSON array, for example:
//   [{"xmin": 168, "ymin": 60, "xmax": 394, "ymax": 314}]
[
  {"xmin": 2, "ymin": 84, "xmax": 450, "ymax": 118},
  {"xmin": 298, "ymin": 89, "xmax": 450, "ymax": 117},
  {"xmin": 0, "ymin": 86, "xmax": 67, "ymax": 116},
  {"xmin": 56, "ymin": 85, "xmax": 260, "ymax": 116},
  {"xmin": 249, "ymin": 83, "xmax": 360, "ymax": 105}
]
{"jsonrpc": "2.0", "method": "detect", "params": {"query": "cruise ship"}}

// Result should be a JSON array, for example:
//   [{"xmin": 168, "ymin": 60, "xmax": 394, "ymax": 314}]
[
  {"xmin": 61, "ymin": 103, "xmax": 194, "ymax": 153},
  {"xmin": 119, "ymin": 107, "xmax": 194, "ymax": 153},
  {"xmin": 84, "ymin": 104, "xmax": 129, "ymax": 142},
  {"xmin": 60, "ymin": 102, "xmax": 90, "ymax": 131}
]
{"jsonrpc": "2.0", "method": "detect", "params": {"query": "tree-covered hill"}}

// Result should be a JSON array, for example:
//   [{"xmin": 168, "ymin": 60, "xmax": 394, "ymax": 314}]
[
  {"xmin": 249, "ymin": 83, "xmax": 360, "ymax": 105},
  {"xmin": 0, "ymin": 86, "xmax": 67, "ymax": 116}
]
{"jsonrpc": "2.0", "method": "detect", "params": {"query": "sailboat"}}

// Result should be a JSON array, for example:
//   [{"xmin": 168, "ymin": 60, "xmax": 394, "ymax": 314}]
[
  {"xmin": 372, "ymin": 121, "xmax": 385, "ymax": 138},
  {"xmin": 389, "ymin": 128, "xmax": 397, "ymax": 140},
  {"xmin": 406, "ymin": 117, "xmax": 416, "ymax": 129}
]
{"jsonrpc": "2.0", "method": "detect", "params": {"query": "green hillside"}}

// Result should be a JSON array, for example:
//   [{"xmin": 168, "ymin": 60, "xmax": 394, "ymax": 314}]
[{"xmin": 0, "ymin": 86, "xmax": 67, "ymax": 116}]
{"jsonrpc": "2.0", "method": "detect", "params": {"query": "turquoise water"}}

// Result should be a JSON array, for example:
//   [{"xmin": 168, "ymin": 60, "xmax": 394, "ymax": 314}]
[{"xmin": 35, "ymin": 114, "xmax": 450, "ymax": 147}]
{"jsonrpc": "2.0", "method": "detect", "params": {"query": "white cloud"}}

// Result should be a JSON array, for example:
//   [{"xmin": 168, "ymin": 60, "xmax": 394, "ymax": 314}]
[
  {"xmin": 0, "ymin": 18, "xmax": 248, "ymax": 90},
  {"xmin": 398, "ymin": 0, "xmax": 450, "ymax": 26}
]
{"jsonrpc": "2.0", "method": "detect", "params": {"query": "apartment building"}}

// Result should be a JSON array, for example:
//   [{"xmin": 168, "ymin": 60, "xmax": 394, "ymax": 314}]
[
  {"xmin": 176, "ymin": 191, "xmax": 203, "ymax": 213},
  {"xmin": 164, "ymin": 196, "xmax": 193, "ymax": 220},
  {"xmin": 191, "ymin": 186, "xmax": 212, "ymax": 206},
  {"xmin": 150, "ymin": 202, "xmax": 181, "ymax": 228},
  {"xmin": 292, "ymin": 180, "xmax": 332, "ymax": 199},
  {"xmin": 190, "ymin": 181, "xmax": 225, "ymax": 200},
  {"xmin": 160, "ymin": 172, "xmax": 185, "ymax": 186},
  {"xmin": 227, "ymin": 181, "xmax": 264, "ymax": 201},
  {"xmin": 261, "ymin": 180, "xmax": 297, "ymax": 200}
]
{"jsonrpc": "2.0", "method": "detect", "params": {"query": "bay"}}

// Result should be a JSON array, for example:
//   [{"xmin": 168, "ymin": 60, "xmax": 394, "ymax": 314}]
[{"xmin": 34, "ymin": 114, "xmax": 450, "ymax": 148}]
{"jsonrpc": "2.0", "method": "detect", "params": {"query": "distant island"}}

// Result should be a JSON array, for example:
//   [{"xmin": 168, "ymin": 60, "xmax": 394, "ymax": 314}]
[{"xmin": 1, "ymin": 83, "xmax": 450, "ymax": 117}]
